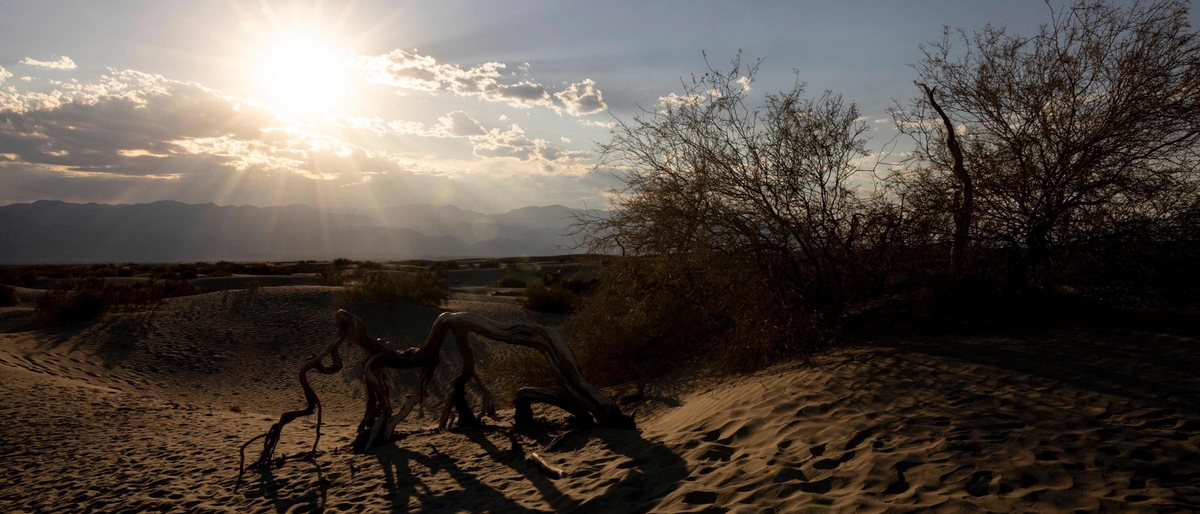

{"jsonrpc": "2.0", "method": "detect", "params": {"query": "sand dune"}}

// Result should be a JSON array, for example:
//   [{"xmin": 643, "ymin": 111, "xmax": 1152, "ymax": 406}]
[{"xmin": 2, "ymin": 288, "xmax": 1198, "ymax": 512}]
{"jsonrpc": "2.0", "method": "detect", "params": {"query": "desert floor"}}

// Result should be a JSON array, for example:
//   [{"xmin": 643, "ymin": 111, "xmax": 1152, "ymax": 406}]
[{"xmin": 2, "ymin": 286, "xmax": 1199, "ymax": 513}]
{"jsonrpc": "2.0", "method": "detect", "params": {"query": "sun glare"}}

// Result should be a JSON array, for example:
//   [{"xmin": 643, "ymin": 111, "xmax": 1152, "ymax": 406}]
[{"xmin": 251, "ymin": 31, "xmax": 350, "ymax": 117}]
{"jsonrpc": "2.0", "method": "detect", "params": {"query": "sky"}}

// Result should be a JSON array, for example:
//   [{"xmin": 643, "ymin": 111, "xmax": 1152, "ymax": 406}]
[{"xmin": 3, "ymin": 0, "xmax": 1191, "ymax": 214}]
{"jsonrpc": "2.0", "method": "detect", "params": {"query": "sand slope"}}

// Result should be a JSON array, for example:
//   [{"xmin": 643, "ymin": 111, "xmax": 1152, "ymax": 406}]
[{"xmin": 2, "ymin": 289, "xmax": 1199, "ymax": 512}]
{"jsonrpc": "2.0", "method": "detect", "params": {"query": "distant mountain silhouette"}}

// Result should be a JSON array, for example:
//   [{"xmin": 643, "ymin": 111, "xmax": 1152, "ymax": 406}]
[{"xmin": 0, "ymin": 201, "xmax": 608, "ymax": 264}]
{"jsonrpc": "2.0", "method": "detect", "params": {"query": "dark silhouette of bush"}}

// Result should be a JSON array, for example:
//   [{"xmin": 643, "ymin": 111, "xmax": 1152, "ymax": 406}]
[
  {"xmin": 339, "ymin": 271, "xmax": 448, "ymax": 307},
  {"xmin": 0, "ymin": 285, "xmax": 19, "ymax": 307},
  {"xmin": 35, "ymin": 276, "xmax": 199, "ymax": 325},
  {"xmin": 478, "ymin": 260, "xmax": 501, "ymax": 269},
  {"xmin": 521, "ymin": 283, "xmax": 576, "ymax": 314},
  {"xmin": 496, "ymin": 276, "xmax": 528, "ymax": 288}
]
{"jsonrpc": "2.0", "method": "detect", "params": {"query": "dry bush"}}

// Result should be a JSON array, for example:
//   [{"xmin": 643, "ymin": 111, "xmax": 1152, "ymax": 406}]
[
  {"xmin": 317, "ymin": 267, "xmax": 345, "ymax": 286},
  {"xmin": 339, "ymin": 270, "xmax": 448, "ymax": 307},
  {"xmin": 521, "ymin": 283, "xmax": 577, "ymax": 314},
  {"xmin": 557, "ymin": 56, "xmax": 878, "ymax": 387},
  {"xmin": 496, "ymin": 276, "xmax": 528, "ymax": 288},
  {"xmin": 34, "ymin": 276, "xmax": 199, "ymax": 325}
]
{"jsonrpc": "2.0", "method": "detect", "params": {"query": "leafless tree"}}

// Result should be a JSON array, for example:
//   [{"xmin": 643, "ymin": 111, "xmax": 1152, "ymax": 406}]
[
  {"xmin": 582, "ymin": 55, "xmax": 876, "ymax": 320},
  {"xmin": 891, "ymin": 0, "xmax": 1200, "ymax": 292}
]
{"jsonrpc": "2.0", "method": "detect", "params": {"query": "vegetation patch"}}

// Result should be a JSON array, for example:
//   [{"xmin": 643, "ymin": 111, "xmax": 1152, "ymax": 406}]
[{"xmin": 338, "ymin": 270, "xmax": 449, "ymax": 308}]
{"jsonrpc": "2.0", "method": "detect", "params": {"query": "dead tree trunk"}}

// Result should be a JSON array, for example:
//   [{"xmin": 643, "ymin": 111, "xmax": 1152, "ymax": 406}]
[
  {"xmin": 918, "ymin": 82, "xmax": 974, "ymax": 279},
  {"xmin": 242, "ymin": 309, "xmax": 633, "ymax": 473}
]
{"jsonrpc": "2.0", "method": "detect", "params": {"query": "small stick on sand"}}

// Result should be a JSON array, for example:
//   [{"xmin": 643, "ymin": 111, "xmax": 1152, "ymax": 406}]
[{"xmin": 526, "ymin": 452, "xmax": 566, "ymax": 478}]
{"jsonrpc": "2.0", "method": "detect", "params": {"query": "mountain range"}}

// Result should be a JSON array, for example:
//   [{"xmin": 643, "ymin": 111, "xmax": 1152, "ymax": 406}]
[{"xmin": 0, "ymin": 200, "xmax": 607, "ymax": 264}]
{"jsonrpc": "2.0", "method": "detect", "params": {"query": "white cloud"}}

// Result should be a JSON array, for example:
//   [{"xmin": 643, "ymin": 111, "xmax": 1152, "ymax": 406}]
[
  {"xmin": 578, "ymin": 119, "xmax": 615, "ymax": 129},
  {"xmin": 0, "ymin": 67, "xmax": 11, "ymax": 84},
  {"xmin": 560, "ymin": 137, "xmax": 571, "ymax": 144},
  {"xmin": 736, "ymin": 76, "xmax": 751, "ymax": 92},
  {"xmin": 20, "ymin": 56, "xmax": 77, "ymax": 70},
  {"xmin": 351, "ymin": 49, "xmax": 607, "ymax": 115},
  {"xmin": 473, "ymin": 124, "xmax": 589, "ymax": 164},
  {"xmin": 341, "ymin": 109, "xmax": 586, "ymax": 167},
  {"xmin": 554, "ymin": 79, "xmax": 607, "ymax": 116},
  {"xmin": 438, "ymin": 110, "xmax": 488, "ymax": 137}
]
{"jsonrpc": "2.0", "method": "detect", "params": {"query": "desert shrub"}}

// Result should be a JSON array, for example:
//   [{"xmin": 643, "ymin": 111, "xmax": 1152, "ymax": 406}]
[
  {"xmin": 562, "ymin": 277, "xmax": 599, "ymax": 296},
  {"xmin": 496, "ymin": 276, "xmax": 528, "ymax": 288},
  {"xmin": 0, "ymin": 285, "xmax": 19, "ymax": 307},
  {"xmin": 478, "ymin": 260, "xmax": 501, "ymax": 269},
  {"xmin": 339, "ymin": 270, "xmax": 448, "ymax": 307},
  {"xmin": 36, "ymin": 278, "xmax": 108, "ymax": 325},
  {"xmin": 564, "ymin": 56, "xmax": 874, "ymax": 387},
  {"xmin": 521, "ymin": 283, "xmax": 577, "ymax": 314},
  {"xmin": 562, "ymin": 254, "xmax": 825, "ymax": 388},
  {"xmin": 35, "ymin": 277, "xmax": 199, "ymax": 325},
  {"xmin": 359, "ymin": 260, "xmax": 384, "ymax": 270},
  {"xmin": 317, "ymin": 267, "xmax": 344, "ymax": 286},
  {"xmin": 333, "ymin": 258, "xmax": 353, "ymax": 266},
  {"xmin": 430, "ymin": 260, "xmax": 461, "ymax": 271}
]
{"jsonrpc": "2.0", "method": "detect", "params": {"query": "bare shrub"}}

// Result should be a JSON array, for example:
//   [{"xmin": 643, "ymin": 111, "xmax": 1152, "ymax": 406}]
[
  {"xmin": 35, "ymin": 277, "xmax": 199, "ymax": 325},
  {"xmin": 521, "ymin": 283, "xmax": 577, "ymax": 313},
  {"xmin": 339, "ymin": 270, "xmax": 448, "ymax": 308},
  {"xmin": 569, "ymin": 55, "xmax": 881, "ymax": 383},
  {"xmin": 495, "ymin": 276, "xmax": 528, "ymax": 288}
]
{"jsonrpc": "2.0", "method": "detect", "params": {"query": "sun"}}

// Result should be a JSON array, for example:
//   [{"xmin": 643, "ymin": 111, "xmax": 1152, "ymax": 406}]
[{"xmin": 251, "ymin": 30, "xmax": 350, "ymax": 117}]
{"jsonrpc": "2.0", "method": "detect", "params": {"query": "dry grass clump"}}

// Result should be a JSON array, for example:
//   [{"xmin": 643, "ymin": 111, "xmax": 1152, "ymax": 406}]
[{"xmin": 338, "ymin": 270, "xmax": 448, "ymax": 308}]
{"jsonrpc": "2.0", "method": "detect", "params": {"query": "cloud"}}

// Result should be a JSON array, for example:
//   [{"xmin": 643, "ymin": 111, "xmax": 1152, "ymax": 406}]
[
  {"xmin": 554, "ymin": 79, "xmax": 607, "ymax": 116},
  {"xmin": 736, "ymin": 76, "xmax": 752, "ymax": 92},
  {"xmin": 380, "ymin": 110, "xmax": 487, "ymax": 138},
  {"xmin": 578, "ymin": 119, "xmax": 615, "ymax": 129},
  {"xmin": 472, "ymin": 124, "xmax": 589, "ymax": 165},
  {"xmin": 351, "ymin": 49, "xmax": 606, "ymax": 116},
  {"xmin": 0, "ymin": 68, "xmax": 432, "ymax": 190},
  {"xmin": 0, "ymin": 66, "xmax": 11, "ymax": 84},
  {"xmin": 438, "ymin": 110, "xmax": 488, "ymax": 137},
  {"xmin": 340, "ymin": 108, "xmax": 586, "ymax": 168},
  {"xmin": 20, "ymin": 56, "xmax": 77, "ymax": 70}
]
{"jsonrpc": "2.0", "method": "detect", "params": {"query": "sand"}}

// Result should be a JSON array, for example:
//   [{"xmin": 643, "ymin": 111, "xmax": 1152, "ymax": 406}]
[{"xmin": 2, "ymin": 287, "xmax": 1199, "ymax": 512}]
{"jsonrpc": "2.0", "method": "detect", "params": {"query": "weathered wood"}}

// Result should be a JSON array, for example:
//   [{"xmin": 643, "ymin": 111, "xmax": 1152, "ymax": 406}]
[{"xmin": 241, "ymin": 308, "xmax": 633, "ymax": 476}]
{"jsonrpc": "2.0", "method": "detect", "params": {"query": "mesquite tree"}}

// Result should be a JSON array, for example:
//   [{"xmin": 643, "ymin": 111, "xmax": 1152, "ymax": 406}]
[{"xmin": 892, "ymin": 0, "xmax": 1200, "ymax": 292}]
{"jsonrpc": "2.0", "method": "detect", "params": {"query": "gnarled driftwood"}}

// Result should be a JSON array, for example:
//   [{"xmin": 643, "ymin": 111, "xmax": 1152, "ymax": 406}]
[{"xmin": 241, "ymin": 309, "xmax": 633, "ymax": 476}]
